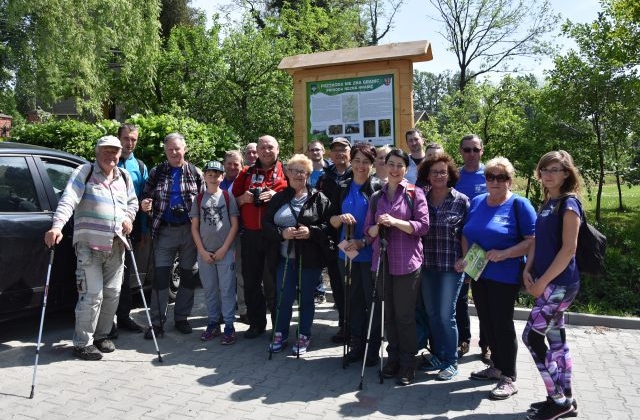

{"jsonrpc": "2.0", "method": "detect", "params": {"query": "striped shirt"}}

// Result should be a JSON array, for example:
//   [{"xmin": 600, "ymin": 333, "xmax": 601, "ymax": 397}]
[
  {"xmin": 364, "ymin": 180, "xmax": 430, "ymax": 276},
  {"xmin": 423, "ymin": 188, "xmax": 469, "ymax": 271},
  {"xmin": 52, "ymin": 163, "xmax": 139, "ymax": 251}
]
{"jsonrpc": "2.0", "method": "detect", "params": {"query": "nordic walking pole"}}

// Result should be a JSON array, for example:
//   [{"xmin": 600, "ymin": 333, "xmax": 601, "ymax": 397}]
[
  {"xmin": 342, "ymin": 224, "xmax": 354, "ymax": 369},
  {"xmin": 296, "ymin": 254, "xmax": 303, "ymax": 359},
  {"xmin": 30, "ymin": 247, "xmax": 54, "ymax": 399},
  {"xmin": 358, "ymin": 236, "xmax": 382, "ymax": 390},
  {"xmin": 127, "ymin": 237, "xmax": 163, "ymax": 363},
  {"xmin": 269, "ymin": 248, "xmax": 290, "ymax": 360},
  {"xmin": 378, "ymin": 226, "xmax": 388, "ymax": 384}
]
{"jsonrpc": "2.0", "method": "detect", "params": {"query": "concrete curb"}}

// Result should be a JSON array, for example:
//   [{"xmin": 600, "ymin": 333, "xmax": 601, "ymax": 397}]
[{"xmin": 325, "ymin": 292, "xmax": 640, "ymax": 330}]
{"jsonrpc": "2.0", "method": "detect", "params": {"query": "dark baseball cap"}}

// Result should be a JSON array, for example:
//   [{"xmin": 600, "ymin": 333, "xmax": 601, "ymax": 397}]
[
  {"xmin": 330, "ymin": 138, "xmax": 351, "ymax": 149},
  {"xmin": 203, "ymin": 161, "xmax": 224, "ymax": 172}
]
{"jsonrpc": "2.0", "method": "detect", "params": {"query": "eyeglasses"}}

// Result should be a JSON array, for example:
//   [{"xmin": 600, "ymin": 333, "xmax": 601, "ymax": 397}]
[
  {"xmin": 462, "ymin": 147, "xmax": 482, "ymax": 153},
  {"xmin": 429, "ymin": 170, "xmax": 448, "ymax": 177},
  {"xmin": 288, "ymin": 168, "xmax": 308, "ymax": 176},
  {"xmin": 485, "ymin": 173, "xmax": 510, "ymax": 182},
  {"xmin": 540, "ymin": 167, "xmax": 566, "ymax": 175}
]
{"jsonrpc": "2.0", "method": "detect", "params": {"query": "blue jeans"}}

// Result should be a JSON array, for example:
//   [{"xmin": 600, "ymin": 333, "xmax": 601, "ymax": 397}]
[
  {"xmin": 274, "ymin": 257, "xmax": 321, "ymax": 340},
  {"xmin": 422, "ymin": 268, "xmax": 463, "ymax": 366}
]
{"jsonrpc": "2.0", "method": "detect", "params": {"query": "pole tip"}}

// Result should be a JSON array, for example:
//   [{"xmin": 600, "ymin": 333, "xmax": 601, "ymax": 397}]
[{"xmin": 29, "ymin": 387, "xmax": 34, "ymax": 399}]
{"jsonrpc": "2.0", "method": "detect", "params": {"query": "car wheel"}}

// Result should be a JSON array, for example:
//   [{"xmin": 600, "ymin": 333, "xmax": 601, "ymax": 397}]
[{"xmin": 170, "ymin": 256, "xmax": 180, "ymax": 303}]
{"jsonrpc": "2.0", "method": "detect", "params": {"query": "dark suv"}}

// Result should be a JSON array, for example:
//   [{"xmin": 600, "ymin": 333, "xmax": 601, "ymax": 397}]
[{"xmin": 0, "ymin": 141, "xmax": 153, "ymax": 321}]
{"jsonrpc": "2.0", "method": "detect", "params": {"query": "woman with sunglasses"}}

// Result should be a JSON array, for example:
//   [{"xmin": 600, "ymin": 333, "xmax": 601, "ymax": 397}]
[
  {"xmin": 364, "ymin": 148, "xmax": 430, "ymax": 386},
  {"xmin": 521, "ymin": 151, "xmax": 581, "ymax": 420},
  {"xmin": 263, "ymin": 154, "xmax": 332, "ymax": 356},
  {"xmin": 456, "ymin": 156, "xmax": 536, "ymax": 400}
]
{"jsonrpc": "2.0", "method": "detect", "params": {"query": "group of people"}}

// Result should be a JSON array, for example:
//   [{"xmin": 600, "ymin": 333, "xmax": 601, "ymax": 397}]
[{"xmin": 45, "ymin": 126, "xmax": 582, "ymax": 420}]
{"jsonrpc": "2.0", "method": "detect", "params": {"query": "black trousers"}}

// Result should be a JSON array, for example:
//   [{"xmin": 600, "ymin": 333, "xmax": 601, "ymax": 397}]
[
  {"xmin": 471, "ymin": 278, "xmax": 520, "ymax": 379},
  {"xmin": 241, "ymin": 229, "xmax": 278, "ymax": 330},
  {"xmin": 384, "ymin": 268, "xmax": 421, "ymax": 368}
]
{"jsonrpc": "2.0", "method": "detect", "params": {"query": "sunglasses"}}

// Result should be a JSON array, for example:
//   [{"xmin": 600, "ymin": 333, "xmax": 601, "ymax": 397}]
[
  {"xmin": 485, "ymin": 173, "xmax": 510, "ymax": 182},
  {"xmin": 462, "ymin": 147, "xmax": 482, "ymax": 153}
]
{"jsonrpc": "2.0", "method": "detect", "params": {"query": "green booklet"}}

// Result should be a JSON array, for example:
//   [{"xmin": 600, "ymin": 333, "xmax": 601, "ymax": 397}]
[{"xmin": 464, "ymin": 243, "xmax": 488, "ymax": 281}]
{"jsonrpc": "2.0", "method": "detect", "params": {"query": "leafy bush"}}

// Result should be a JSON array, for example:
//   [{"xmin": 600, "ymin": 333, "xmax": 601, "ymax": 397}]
[{"xmin": 9, "ymin": 114, "xmax": 240, "ymax": 168}]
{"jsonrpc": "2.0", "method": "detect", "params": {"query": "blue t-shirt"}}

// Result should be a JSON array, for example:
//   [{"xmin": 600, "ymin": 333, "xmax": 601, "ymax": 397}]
[
  {"xmin": 162, "ymin": 167, "xmax": 189, "ymax": 223},
  {"xmin": 463, "ymin": 193, "xmax": 536, "ymax": 284},
  {"xmin": 456, "ymin": 165, "xmax": 487, "ymax": 199},
  {"xmin": 338, "ymin": 181, "xmax": 372, "ymax": 262},
  {"xmin": 533, "ymin": 196, "xmax": 581, "ymax": 286}
]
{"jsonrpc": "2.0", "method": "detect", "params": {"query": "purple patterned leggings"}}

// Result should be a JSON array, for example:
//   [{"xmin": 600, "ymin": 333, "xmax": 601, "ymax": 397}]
[{"xmin": 522, "ymin": 283, "xmax": 580, "ymax": 398}]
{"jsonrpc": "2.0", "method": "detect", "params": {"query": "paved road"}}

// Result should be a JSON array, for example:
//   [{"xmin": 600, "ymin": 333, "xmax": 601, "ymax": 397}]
[{"xmin": 1, "ymin": 291, "xmax": 638, "ymax": 420}]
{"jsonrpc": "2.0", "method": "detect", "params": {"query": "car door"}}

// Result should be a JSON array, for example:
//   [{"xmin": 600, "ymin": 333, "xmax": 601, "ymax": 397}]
[{"xmin": 0, "ymin": 155, "xmax": 56, "ymax": 318}]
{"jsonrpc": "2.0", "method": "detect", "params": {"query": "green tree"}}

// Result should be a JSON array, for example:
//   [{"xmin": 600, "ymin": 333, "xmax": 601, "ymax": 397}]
[
  {"xmin": 2, "ymin": 0, "xmax": 161, "ymax": 118},
  {"xmin": 428, "ymin": 0, "xmax": 559, "ymax": 92},
  {"xmin": 547, "ymin": 9, "xmax": 640, "ymax": 221},
  {"xmin": 412, "ymin": 70, "xmax": 455, "ymax": 115}
]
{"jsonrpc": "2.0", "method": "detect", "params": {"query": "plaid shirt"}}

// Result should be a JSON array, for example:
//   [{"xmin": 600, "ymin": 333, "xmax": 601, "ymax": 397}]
[
  {"xmin": 142, "ymin": 161, "xmax": 204, "ymax": 238},
  {"xmin": 364, "ymin": 180, "xmax": 430, "ymax": 276},
  {"xmin": 423, "ymin": 188, "xmax": 469, "ymax": 271}
]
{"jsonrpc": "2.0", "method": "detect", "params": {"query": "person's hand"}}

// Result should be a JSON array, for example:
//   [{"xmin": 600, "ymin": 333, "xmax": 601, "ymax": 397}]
[
  {"xmin": 485, "ymin": 249, "xmax": 509, "ymax": 262},
  {"xmin": 122, "ymin": 219, "xmax": 133, "ymax": 235},
  {"xmin": 259, "ymin": 188, "xmax": 275, "ymax": 203},
  {"xmin": 368, "ymin": 224, "xmax": 379, "ymax": 238},
  {"xmin": 294, "ymin": 225, "xmax": 310, "ymax": 240},
  {"xmin": 198, "ymin": 248, "xmax": 215, "ymax": 264},
  {"xmin": 454, "ymin": 258, "xmax": 467, "ymax": 273},
  {"xmin": 212, "ymin": 247, "xmax": 227, "ymax": 262},
  {"xmin": 522, "ymin": 272, "xmax": 544, "ymax": 298},
  {"xmin": 140, "ymin": 198, "xmax": 153, "ymax": 212},
  {"xmin": 282, "ymin": 226, "xmax": 296, "ymax": 240},
  {"xmin": 376, "ymin": 213, "xmax": 396, "ymax": 228},
  {"xmin": 44, "ymin": 228, "xmax": 63, "ymax": 248},
  {"xmin": 237, "ymin": 190, "xmax": 254, "ymax": 206},
  {"xmin": 339, "ymin": 213, "xmax": 356, "ymax": 225}
]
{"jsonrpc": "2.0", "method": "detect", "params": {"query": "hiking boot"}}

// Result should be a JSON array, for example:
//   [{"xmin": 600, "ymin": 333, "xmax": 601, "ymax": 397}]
[
  {"xmin": 396, "ymin": 366, "xmax": 415, "ymax": 386},
  {"xmin": 437, "ymin": 364, "xmax": 459, "ymax": 381},
  {"xmin": 73, "ymin": 345, "xmax": 103, "ymax": 361},
  {"xmin": 244, "ymin": 326, "xmax": 265, "ymax": 339},
  {"xmin": 382, "ymin": 360, "xmax": 400, "ymax": 378},
  {"xmin": 292, "ymin": 334, "xmax": 311, "ymax": 355},
  {"xmin": 118, "ymin": 317, "xmax": 143, "ymax": 332},
  {"xmin": 221, "ymin": 326, "xmax": 236, "ymax": 345},
  {"xmin": 200, "ymin": 323, "xmax": 221, "ymax": 341},
  {"xmin": 458, "ymin": 341, "xmax": 470, "ymax": 358},
  {"xmin": 529, "ymin": 397, "xmax": 578, "ymax": 417},
  {"xmin": 175, "ymin": 320, "xmax": 192, "ymax": 334},
  {"xmin": 419, "ymin": 353, "xmax": 446, "ymax": 372},
  {"xmin": 144, "ymin": 325, "xmax": 164, "ymax": 340},
  {"xmin": 470, "ymin": 365, "xmax": 502, "ymax": 380},
  {"xmin": 526, "ymin": 399, "xmax": 576, "ymax": 420},
  {"xmin": 268, "ymin": 332, "xmax": 287, "ymax": 353},
  {"xmin": 490, "ymin": 376, "xmax": 518, "ymax": 400},
  {"xmin": 94, "ymin": 338, "xmax": 115, "ymax": 353}
]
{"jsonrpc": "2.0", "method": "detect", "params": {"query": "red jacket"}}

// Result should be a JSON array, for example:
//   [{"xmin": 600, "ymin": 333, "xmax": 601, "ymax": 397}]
[{"xmin": 232, "ymin": 159, "xmax": 287, "ymax": 231}]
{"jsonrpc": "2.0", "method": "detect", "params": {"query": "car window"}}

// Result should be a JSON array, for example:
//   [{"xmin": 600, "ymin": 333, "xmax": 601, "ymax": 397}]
[
  {"xmin": 0, "ymin": 156, "xmax": 41, "ymax": 212},
  {"xmin": 41, "ymin": 158, "xmax": 78, "ymax": 198}
]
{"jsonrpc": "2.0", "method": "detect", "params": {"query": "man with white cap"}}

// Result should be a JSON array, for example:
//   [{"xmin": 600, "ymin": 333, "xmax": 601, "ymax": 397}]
[{"xmin": 45, "ymin": 135, "xmax": 139, "ymax": 360}]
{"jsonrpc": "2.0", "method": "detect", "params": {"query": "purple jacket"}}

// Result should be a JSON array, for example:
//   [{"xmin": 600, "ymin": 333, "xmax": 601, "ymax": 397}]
[{"xmin": 364, "ymin": 180, "xmax": 430, "ymax": 276}]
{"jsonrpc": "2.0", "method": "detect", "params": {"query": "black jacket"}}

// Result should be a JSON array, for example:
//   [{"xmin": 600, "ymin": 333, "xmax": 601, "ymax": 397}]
[
  {"xmin": 329, "ymin": 175, "xmax": 384, "ymax": 217},
  {"xmin": 262, "ymin": 185, "xmax": 333, "ymax": 268}
]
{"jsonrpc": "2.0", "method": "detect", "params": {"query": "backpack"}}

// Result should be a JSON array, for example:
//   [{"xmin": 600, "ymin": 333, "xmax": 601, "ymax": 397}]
[
  {"xmin": 558, "ymin": 195, "xmax": 607, "ymax": 276},
  {"xmin": 369, "ymin": 183, "xmax": 416, "ymax": 218},
  {"xmin": 196, "ymin": 190, "xmax": 230, "ymax": 219}
]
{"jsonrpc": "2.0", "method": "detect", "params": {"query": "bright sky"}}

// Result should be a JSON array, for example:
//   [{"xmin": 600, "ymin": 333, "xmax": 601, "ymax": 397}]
[{"xmin": 191, "ymin": 0, "xmax": 602, "ymax": 78}]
